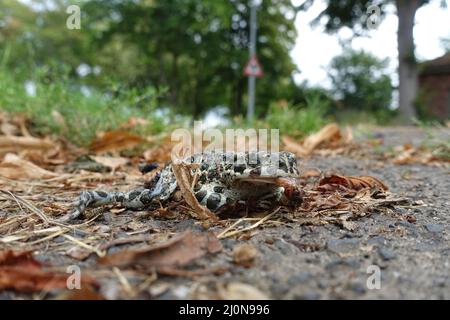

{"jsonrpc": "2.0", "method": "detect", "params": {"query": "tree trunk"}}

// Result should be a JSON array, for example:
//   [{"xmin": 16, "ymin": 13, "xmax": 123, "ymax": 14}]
[{"xmin": 396, "ymin": 0, "xmax": 420, "ymax": 123}]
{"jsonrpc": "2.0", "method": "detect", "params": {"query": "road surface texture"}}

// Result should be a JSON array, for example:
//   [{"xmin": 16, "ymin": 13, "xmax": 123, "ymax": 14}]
[{"xmin": 1, "ymin": 126, "xmax": 448, "ymax": 300}]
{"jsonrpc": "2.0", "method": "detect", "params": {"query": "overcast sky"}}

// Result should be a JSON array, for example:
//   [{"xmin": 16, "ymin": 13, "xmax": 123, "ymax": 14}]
[{"xmin": 290, "ymin": 0, "xmax": 450, "ymax": 89}]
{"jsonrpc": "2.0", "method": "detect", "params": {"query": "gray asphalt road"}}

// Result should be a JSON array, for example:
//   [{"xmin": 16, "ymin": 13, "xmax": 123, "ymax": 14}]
[
  {"xmin": 158, "ymin": 126, "xmax": 449, "ymax": 299},
  {"xmin": 2, "ymin": 126, "xmax": 447, "ymax": 300}
]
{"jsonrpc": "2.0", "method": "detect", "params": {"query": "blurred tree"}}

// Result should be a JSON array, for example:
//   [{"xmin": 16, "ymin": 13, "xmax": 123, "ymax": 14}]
[
  {"xmin": 0, "ymin": 0, "xmax": 90, "ymax": 75},
  {"xmin": 1, "ymin": 0, "xmax": 298, "ymax": 119},
  {"xmin": 297, "ymin": 0, "xmax": 449, "ymax": 124},
  {"xmin": 329, "ymin": 48, "xmax": 392, "ymax": 112},
  {"xmin": 81, "ymin": 0, "xmax": 298, "ymax": 118}
]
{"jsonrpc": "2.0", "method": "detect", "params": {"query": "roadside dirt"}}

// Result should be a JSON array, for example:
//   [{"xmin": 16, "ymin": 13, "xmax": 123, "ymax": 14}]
[{"xmin": 0, "ymin": 126, "xmax": 448, "ymax": 300}]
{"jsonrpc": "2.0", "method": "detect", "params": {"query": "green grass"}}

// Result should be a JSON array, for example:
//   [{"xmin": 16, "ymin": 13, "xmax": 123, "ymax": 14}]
[
  {"xmin": 0, "ymin": 68, "xmax": 332, "ymax": 149},
  {"xmin": 334, "ymin": 109, "xmax": 397, "ymax": 126},
  {"xmin": 0, "ymin": 68, "xmax": 183, "ymax": 146},
  {"xmin": 264, "ymin": 94, "xmax": 330, "ymax": 138},
  {"xmin": 0, "ymin": 64, "xmax": 331, "ymax": 148},
  {"xmin": 225, "ymin": 98, "xmax": 330, "ymax": 140}
]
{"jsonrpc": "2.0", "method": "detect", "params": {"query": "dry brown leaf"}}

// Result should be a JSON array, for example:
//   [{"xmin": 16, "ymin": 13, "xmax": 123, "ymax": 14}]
[
  {"xmin": 283, "ymin": 123, "xmax": 351, "ymax": 157},
  {"xmin": 171, "ymin": 161, "xmax": 217, "ymax": 221},
  {"xmin": 0, "ymin": 135, "xmax": 53, "ymax": 156},
  {"xmin": 89, "ymin": 130, "xmax": 143, "ymax": 154},
  {"xmin": 391, "ymin": 144, "xmax": 443, "ymax": 165},
  {"xmin": 302, "ymin": 192, "xmax": 351, "ymax": 211},
  {"xmin": 0, "ymin": 153, "xmax": 59, "ymax": 180},
  {"xmin": 0, "ymin": 122, "xmax": 18, "ymax": 136},
  {"xmin": 0, "ymin": 112, "xmax": 31, "ymax": 137},
  {"xmin": 232, "ymin": 244, "xmax": 259, "ymax": 268},
  {"xmin": 98, "ymin": 230, "xmax": 222, "ymax": 269},
  {"xmin": 282, "ymin": 136, "xmax": 309, "ymax": 157},
  {"xmin": 90, "ymin": 156, "xmax": 129, "ymax": 171},
  {"xmin": 303, "ymin": 123, "xmax": 341, "ymax": 151},
  {"xmin": 0, "ymin": 250, "xmax": 97, "ymax": 292},
  {"xmin": 393, "ymin": 146, "xmax": 416, "ymax": 165},
  {"xmin": 57, "ymin": 285, "xmax": 104, "ymax": 300},
  {"xmin": 385, "ymin": 143, "xmax": 449, "ymax": 167},
  {"xmin": 318, "ymin": 175, "xmax": 388, "ymax": 192}
]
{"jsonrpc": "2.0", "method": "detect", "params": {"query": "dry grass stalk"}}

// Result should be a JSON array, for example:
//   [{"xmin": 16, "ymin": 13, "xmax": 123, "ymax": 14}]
[{"xmin": 218, "ymin": 207, "xmax": 280, "ymax": 239}]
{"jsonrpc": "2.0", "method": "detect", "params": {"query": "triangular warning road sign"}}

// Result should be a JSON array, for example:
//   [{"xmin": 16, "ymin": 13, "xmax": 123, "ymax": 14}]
[{"xmin": 244, "ymin": 55, "xmax": 264, "ymax": 77}]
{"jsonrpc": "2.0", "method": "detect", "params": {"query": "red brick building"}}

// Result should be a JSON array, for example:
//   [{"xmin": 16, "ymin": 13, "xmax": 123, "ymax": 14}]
[{"xmin": 418, "ymin": 53, "xmax": 450, "ymax": 120}]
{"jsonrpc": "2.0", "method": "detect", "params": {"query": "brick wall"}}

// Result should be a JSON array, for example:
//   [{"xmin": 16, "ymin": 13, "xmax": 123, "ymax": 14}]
[{"xmin": 419, "ymin": 73, "xmax": 450, "ymax": 120}]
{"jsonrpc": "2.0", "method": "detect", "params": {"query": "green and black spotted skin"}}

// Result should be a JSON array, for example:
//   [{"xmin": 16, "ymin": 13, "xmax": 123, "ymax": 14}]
[
  {"xmin": 151, "ymin": 151, "xmax": 300, "ymax": 211},
  {"xmin": 70, "ymin": 151, "xmax": 301, "ymax": 220}
]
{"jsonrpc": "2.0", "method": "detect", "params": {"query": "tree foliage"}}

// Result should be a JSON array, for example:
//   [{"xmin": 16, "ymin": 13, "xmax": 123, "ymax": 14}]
[
  {"xmin": 297, "ymin": 0, "xmax": 434, "ymax": 34},
  {"xmin": 83, "ymin": 0, "xmax": 298, "ymax": 117},
  {"xmin": 1, "ymin": 0, "xmax": 298, "ymax": 119},
  {"xmin": 0, "ymin": 0, "xmax": 90, "ymax": 75},
  {"xmin": 329, "ymin": 48, "xmax": 392, "ymax": 112}
]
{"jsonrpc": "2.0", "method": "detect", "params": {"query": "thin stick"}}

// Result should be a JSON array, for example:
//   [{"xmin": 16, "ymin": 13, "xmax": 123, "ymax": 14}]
[
  {"xmin": 26, "ymin": 229, "xmax": 68, "ymax": 246},
  {"xmin": 63, "ymin": 234, "xmax": 105, "ymax": 257},
  {"xmin": 0, "ymin": 190, "xmax": 100, "ymax": 238},
  {"xmin": 113, "ymin": 267, "xmax": 136, "ymax": 297},
  {"xmin": 216, "ymin": 218, "xmax": 245, "ymax": 238},
  {"xmin": 0, "ymin": 216, "xmax": 28, "ymax": 232},
  {"xmin": 0, "ymin": 190, "xmax": 28, "ymax": 219},
  {"xmin": 0, "ymin": 176, "xmax": 65, "ymax": 188},
  {"xmin": 218, "ymin": 207, "xmax": 281, "ymax": 239},
  {"xmin": 136, "ymin": 272, "xmax": 158, "ymax": 293},
  {"xmin": 0, "ymin": 190, "xmax": 52, "ymax": 224}
]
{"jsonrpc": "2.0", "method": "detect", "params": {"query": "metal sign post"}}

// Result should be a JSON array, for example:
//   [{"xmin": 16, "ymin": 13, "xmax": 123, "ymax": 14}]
[{"xmin": 247, "ymin": 0, "xmax": 257, "ymax": 122}]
